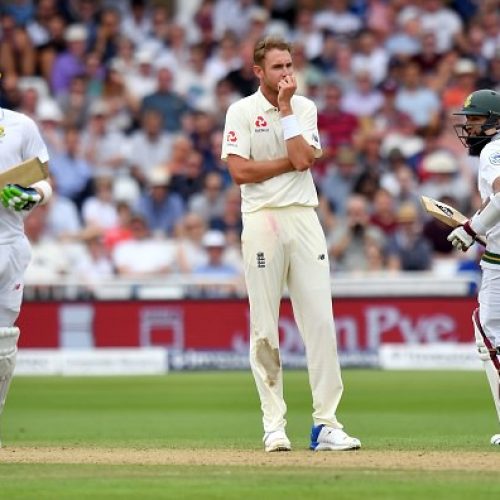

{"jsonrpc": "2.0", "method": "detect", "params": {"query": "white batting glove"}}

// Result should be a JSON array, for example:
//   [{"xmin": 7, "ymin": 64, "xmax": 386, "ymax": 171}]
[
  {"xmin": 0, "ymin": 184, "xmax": 41, "ymax": 212},
  {"xmin": 447, "ymin": 221, "xmax": 477, "ymax": 251}
]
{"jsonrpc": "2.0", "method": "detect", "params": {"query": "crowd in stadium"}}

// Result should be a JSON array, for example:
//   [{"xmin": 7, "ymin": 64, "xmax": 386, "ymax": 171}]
[{"xmin": 0, "ymin": 0, "xmax": 499, "ymax": 288}]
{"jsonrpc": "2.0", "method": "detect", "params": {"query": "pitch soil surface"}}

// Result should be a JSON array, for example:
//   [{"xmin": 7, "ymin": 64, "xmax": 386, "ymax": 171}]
[{"xmin": 1, "ymin": 447, "xmax": 499, "ymax": 471}]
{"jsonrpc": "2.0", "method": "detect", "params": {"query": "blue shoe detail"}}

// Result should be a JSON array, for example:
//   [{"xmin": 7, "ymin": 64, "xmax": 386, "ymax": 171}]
[{"xmin": 310, "ymin": 424, "xmax": 325, "ymax": 450}]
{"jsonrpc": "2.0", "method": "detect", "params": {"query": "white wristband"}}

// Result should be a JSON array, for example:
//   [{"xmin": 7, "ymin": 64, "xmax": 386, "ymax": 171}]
[
  {"xmin": 31, "ymin": 180, "xmax": 53, "ymax": 205},
  {"xmin": 281, "ymin": 114, "xmax": 301, "ymax": 141}
]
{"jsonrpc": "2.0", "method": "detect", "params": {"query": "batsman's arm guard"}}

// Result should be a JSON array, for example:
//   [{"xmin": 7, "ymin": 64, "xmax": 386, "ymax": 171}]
[{"xmin": 470, "ymin": 192, "xmax": 500, "ymax": 236}]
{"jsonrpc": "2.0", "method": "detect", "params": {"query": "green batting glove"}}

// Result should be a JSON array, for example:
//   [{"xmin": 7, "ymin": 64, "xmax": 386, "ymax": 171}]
[{"xmin": 0, "ymin": 184, "xmax": 41, "ymax": 212}]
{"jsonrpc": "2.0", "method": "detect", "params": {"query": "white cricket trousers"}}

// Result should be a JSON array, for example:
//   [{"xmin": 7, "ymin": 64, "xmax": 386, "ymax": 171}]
[
  {"xmin": 241, "ymin": 206, "xmax": 344, "ymax": 433},
  {"xmin": 0, "ymin": 236, "xmax": 31, "ymax": 326},
  {"xmin": 479, "ymin": 268, "xmax": 500, "ymax": 349}
]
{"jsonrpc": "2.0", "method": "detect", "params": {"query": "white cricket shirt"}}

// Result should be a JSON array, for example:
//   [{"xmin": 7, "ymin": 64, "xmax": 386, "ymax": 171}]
[
  {"xmin": 221, "ymin": 88, "xmax": 322, "ymax": 213},
  {"xmin": 477, "ymin": 134, "xmax": 500, "ymax": 266},
  {"xmin": 0, "ymin": 108, "xmax": 50, "ymax": 244}
]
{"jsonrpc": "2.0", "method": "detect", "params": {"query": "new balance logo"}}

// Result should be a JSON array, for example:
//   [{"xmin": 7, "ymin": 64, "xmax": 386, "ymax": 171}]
[
  {"xmin": 318, "ymin": 254, "xmax": 325, "ymax": 260},
  {"xmin": 257, "ymin": 252, "xmax": 266, "ymax": 268}
]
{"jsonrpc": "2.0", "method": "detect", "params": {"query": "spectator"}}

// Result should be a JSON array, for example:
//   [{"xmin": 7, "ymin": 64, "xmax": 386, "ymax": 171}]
[
  {"xmin": 317, "ymin": 82, "xmax": 360, "ymax": 167},
  {"xmin": 209, "ymin": 185, "xmax": 243, "ymax": 247},
  {"xmin": 291, "ymin": 7, "xmax": 324, "ymax": 60},
  {"xmin": 327, "ymin": 194, "xmax": 386, "ymax": 273},
  {"xmin": 0, "ymin": 17, "xmax": 36, "ymax": 77},
  {"xmin": 49, "ymin": 127, "xmax": 93, "ymax": 209},
  {"xmin": 442, "ymin": 58, "xmax": 479, "ymax": 113},
  {"xmin": 103, "ymin": 200, "xmax": 134, "ymax": 252},
  {"xmin": 385, "ymin": 8, "xmax": 422, "ymax": 58},
  {"xmin": 169, "ymin": 150, "xmax": 205, "ymax": 203},
  {"xmin": 36, "ymin": 98, "xmax": 65, "ymax": 155},
  {"xmin": 394, "ymin": 60, "xmax": 441, "ymax": 133},
  {"xmin": 26, "ymin": 0, "xmax": 60, "ymax": 47},
  {"xmin": 93, "ymin": 6, "xmax": 122, "ymax": 63},
  {"xmin": 141, "ymin": 67, "xmax": 190, "ymax": 133},
  {"xmin": 81, "ymin": 173, "xmax": 119, "ymax": 233},
  {"xmin": 74, "ymin": 230, "xmax": 115, "ymax": 294},
  {"xmin": 386, "ymin": 202, "xmax": 433, "ymax": 271},
  {"xmin": 313, "ymin": 0, "xmax": 362, "ymax": 38},
  {"xmin": 50, "ymin": 23, "xmax": 88, "ymax": 98},
  {"xmin": 134, "ymin": 168, "xmax": 185, "ymax": 238},
  {"xmin": 351, "ymin": 29, "xmax": 389, "ymax": 86},
  {"xmin": 188, "ymin": 171, "xmax": 226, "ymax": 225},
  {"xmin": 206, "ymin": 32, "xmax": 241, "ymax": 82},
  {"xmin": 112, "ymin": 213, "xmax": 176, "ymax": 277},
  {"xmin": 419, "ymin": 150, "xmax": 471, "ymax": 213},
  {"xmin": 122, "ymin": 48, "xmax": 157, "ymax": 108},
  {"xmin": 57, "ymin": 74, "xmax": 90, "ymax": 129},
  {"xmin": 127, "ymin": 108, "xmax": 173, "ymax": 186},
  {"xmin": 121, "ymin": 0, "xmax": 152, "ymax": 47},
  {"xmin": 341, "ymin": 69, "xmax": 384, "ymax": 124},
  {"xmin": 369, "ymin": 188, "xmax": 399, "ymax": 237},
  {"xmin": 174, "ymin": 212, "xmax": 208, "ymax": 273},
  {"xmin": 224, "ymin": 40, "xmax": 259, "ymax": 97},
  {"xmin": 192, "ymin": 229, "xmax": 242, "ymax": 298},
  {"xmin": 320, "ymin": 146, "xmax": 361, "ymax": 216}
]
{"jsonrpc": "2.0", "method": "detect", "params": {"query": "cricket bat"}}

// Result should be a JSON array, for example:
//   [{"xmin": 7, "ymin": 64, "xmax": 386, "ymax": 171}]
[
  {"xmin": 420, "ymin": 195, "xmax": 487, "ymax": 246},
  {"xmin": 0, "ymin": 157, "xmax": 49, "ymax": 190}
]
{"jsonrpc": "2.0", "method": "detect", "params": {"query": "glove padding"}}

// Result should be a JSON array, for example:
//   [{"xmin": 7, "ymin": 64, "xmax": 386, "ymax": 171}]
[
  {"xmin": 0, "ymin": 184, "xmax": 41, "ymax": 212},
  {"xmin": 447, "ymin": 221, "xmax": 477, "ymax": 252}
]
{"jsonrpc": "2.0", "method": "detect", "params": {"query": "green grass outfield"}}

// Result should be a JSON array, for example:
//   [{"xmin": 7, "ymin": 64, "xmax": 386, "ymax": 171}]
[{"xmin": 0, "ymin": 370, "xmax": 499, "ymax": 499}]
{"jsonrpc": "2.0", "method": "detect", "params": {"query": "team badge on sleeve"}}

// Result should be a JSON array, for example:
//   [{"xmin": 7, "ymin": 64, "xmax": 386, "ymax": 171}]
[
  {"xmin": 226, "ymin": 130, "xmax": 237, "ymax": 143},
  {"xmin": 489, "ymin": 151, "xmax": 500, "ymax": 165}
]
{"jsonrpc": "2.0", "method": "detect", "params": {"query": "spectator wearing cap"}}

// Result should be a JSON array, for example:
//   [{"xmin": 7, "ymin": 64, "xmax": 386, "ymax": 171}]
[
  {"xmin": 36, "ymin": 98, "xmax": 65, "ymax": 155},
  {"xmin": 51, "ymin": 23, "xmax": 88, "ymax": 97},
  {"xmin": 122, "ymin": 48, "xmax": 157, "ymax": 108},
  {"xmin": 127, "ymin": 108, "xmax": 174, "ymax": 186},
  {"xmin": 80, "ymin": 99, "xmax": 128, "ymax": 175},
  {"xmin": 384, "ymin": 7, "xmax": 422, "ymax": 58},
  {"xmin": 442, "ymin": 58, "xmax": 478, "ymax": 112},
  {"xmin": 418, "ymin": 150, "xmax": 471, "ymax": 214},
  {"xmin": 192, "ymin": 229, "xmax": 242, "ymax": 298},
  {"xmin": 134, "ymin": 168, "xmax": 185, "ymax": 238},
  {"xmin": 141, "ymin": 66, "xmax": 190, "ymax": 133},
  {"xmin": 386, "ymin": 202, "xmax": 433, "ymax": 272}
]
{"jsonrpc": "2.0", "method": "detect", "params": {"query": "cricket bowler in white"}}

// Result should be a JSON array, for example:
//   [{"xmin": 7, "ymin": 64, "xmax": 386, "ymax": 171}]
[
  {"xmin": 447, "ymin": 89, "xmax": 500, "ymax": 446},
  {"xmin": 221, "ymin": 36, "xmax": 360, "ymax": 452},
  {"xmin": 0, "ymin": 100, "xmax": 52, "ymax": 446}
]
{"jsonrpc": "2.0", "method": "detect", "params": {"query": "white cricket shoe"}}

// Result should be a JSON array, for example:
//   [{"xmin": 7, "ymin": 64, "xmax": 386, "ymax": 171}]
[
  {"xmin": 310, "ymin": 424, "xmax": 361, "ymax": 451},
  {"xmin": 491, "ymin": 434, "xmax": 500, "ymax": 446},
  {"xmin": 263, "ymin": 430, "xmax": 291, "ymax": 452}
]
